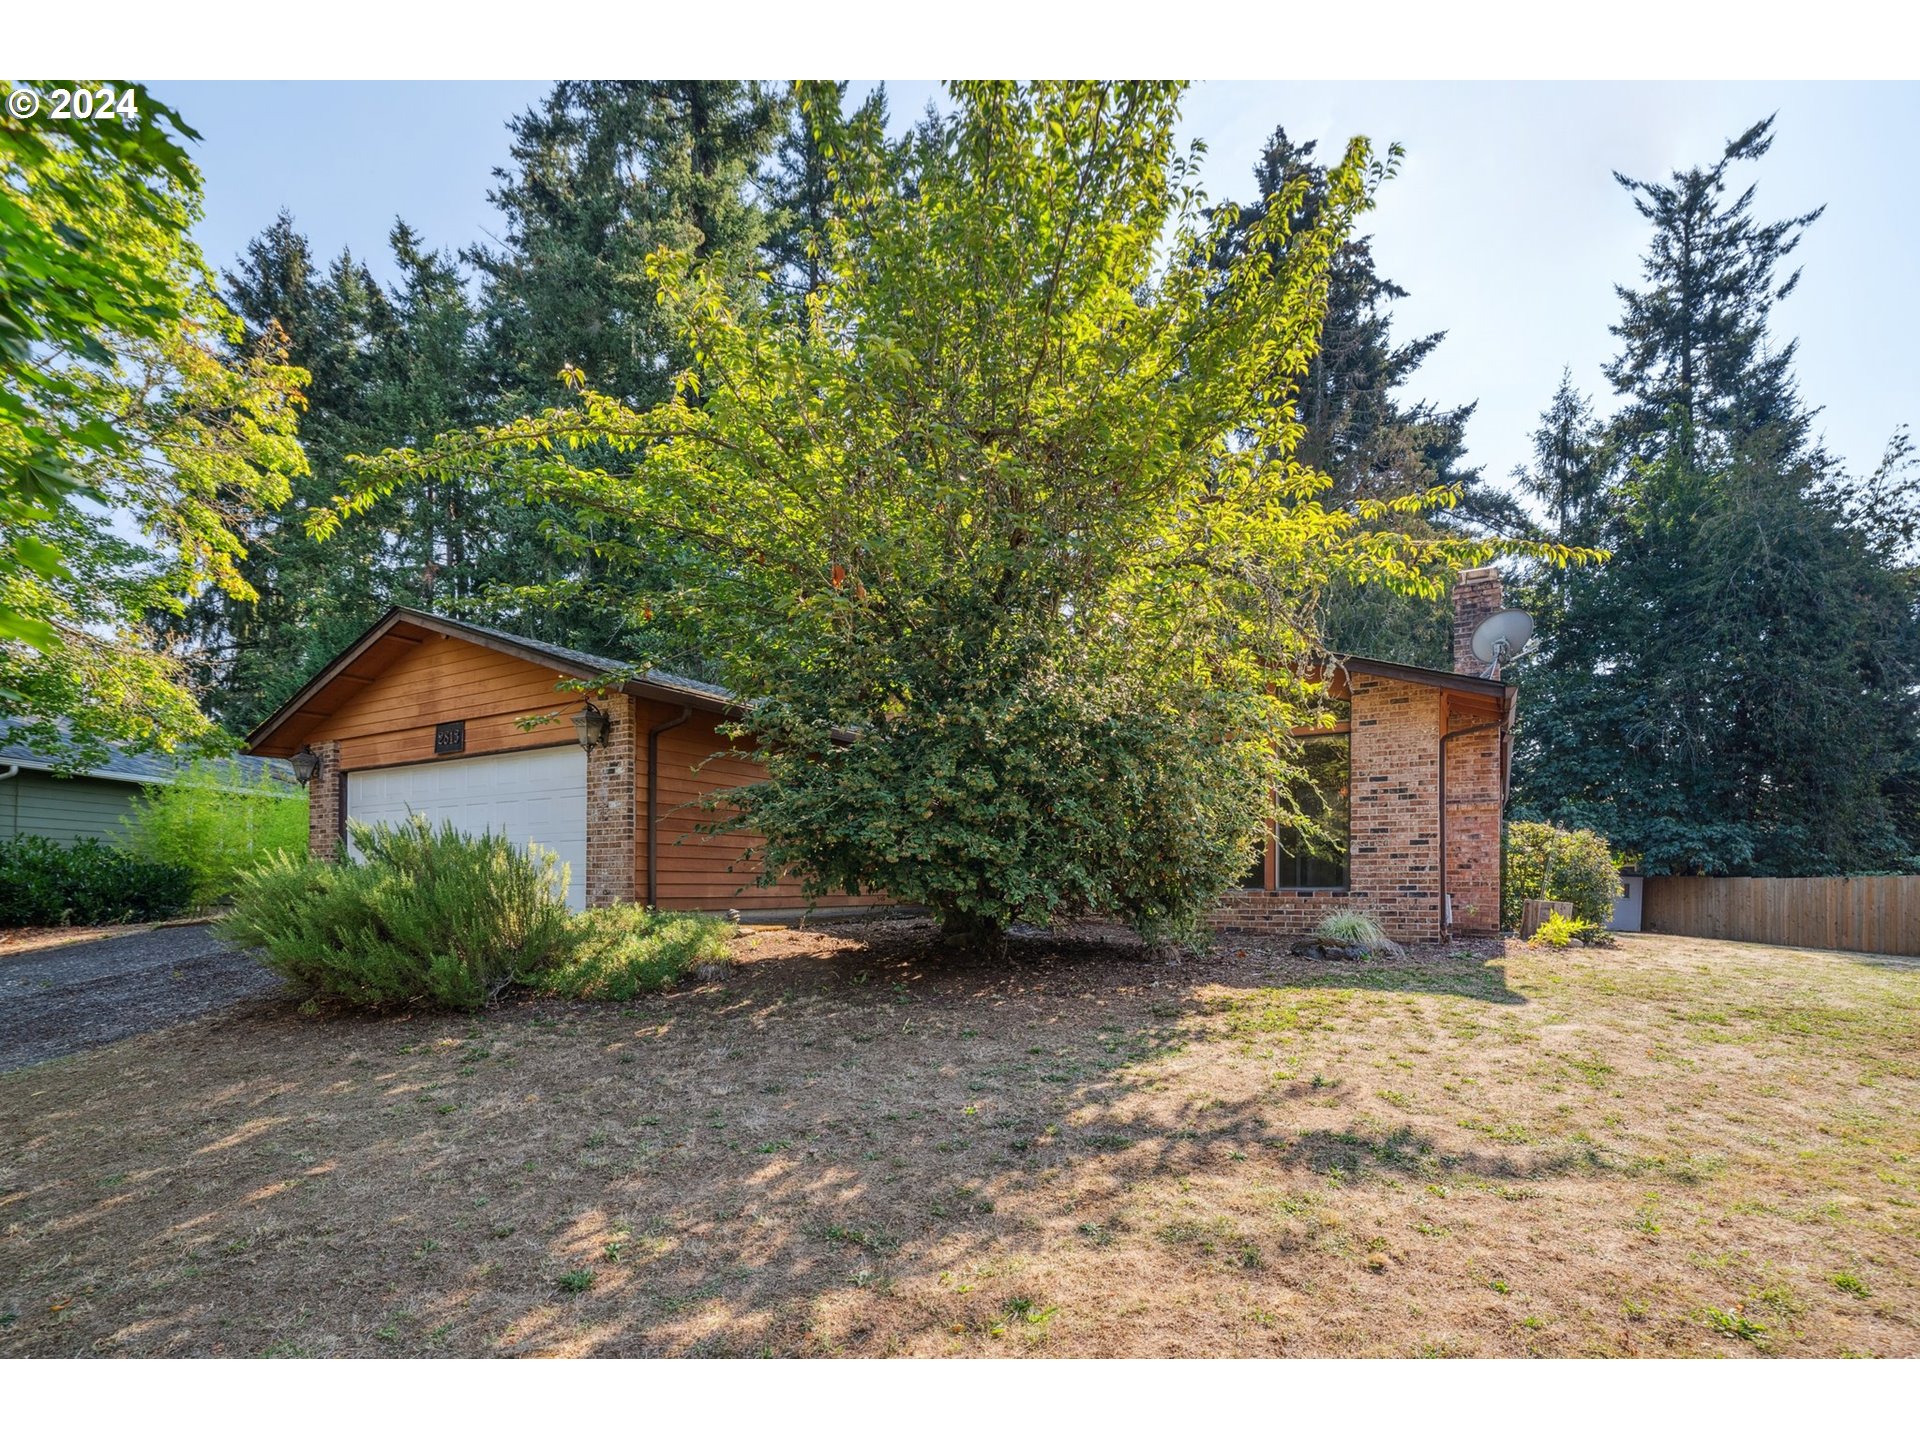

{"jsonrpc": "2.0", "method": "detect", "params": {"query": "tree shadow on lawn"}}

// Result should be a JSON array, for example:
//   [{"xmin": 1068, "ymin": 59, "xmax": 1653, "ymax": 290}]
[{"xmin": 0, "ymin": 920, "xmax": 1539, "ymax": 1358}]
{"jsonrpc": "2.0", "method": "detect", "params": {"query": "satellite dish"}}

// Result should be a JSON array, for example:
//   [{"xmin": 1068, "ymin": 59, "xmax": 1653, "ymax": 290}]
[{"xmin": 1470, "ymin": 608, "xmax": 1535, "ymax": 670}]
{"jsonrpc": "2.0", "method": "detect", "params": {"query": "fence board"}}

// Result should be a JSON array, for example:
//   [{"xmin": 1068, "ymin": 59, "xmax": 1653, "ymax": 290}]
[{"xmin": 1641, "ymin": 875, "xmax": 1920, "ymax": 957}]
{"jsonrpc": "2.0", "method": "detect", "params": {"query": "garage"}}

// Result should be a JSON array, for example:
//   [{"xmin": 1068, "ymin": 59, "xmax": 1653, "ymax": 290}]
[
  {"xmin": 346, "ymin": 746, "xmax": 588, "ymax": 909},
  {"xmin": 244, "ymin": 608, "xmax": 891, "ymax": 917}
]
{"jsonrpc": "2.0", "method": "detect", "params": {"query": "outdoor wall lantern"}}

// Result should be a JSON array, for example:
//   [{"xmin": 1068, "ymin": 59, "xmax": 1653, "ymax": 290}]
[
  {"xmin": 571, "ymin": 701, "xmax": 612, "ymax": 751},
  {"xmin": 290, "ymin": 744, "xmax": 323, "ymax": 787}
]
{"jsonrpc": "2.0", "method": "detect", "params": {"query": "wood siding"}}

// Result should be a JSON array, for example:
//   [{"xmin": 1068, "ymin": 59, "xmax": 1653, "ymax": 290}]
[
  {"xmin": 0, "ymin": 771, "xmax": 141, "ymax": 844},
  {"xmin": 638, "ymin": 700, "xmax": 890, "ymax": 913},
  {"xmin": 292, "ymin": 631, "xmax": 886, "ymax": 915},
  {"xmin": 1643, "ymin": 875, "xmax": 1919, "ymax": 958},
  {"xmin": 318, "ymin": 632, "xmax": 590, "ymax": 773}
]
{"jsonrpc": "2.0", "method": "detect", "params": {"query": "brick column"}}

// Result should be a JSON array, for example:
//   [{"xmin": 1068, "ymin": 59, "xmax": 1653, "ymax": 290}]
[
  {"xmin": 1451, "ymin": 567, "xmax": 1505, "ymax": 676},
  {"xmin": 585, "ymin": 692, "xmax": 637, "ymax": 908},
  {"xmin": 306, "ymin": 740, "xmax": 344, "ymax": 859}
]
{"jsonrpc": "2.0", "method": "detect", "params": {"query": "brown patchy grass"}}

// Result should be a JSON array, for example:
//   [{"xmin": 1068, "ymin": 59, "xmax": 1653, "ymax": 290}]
[{"xmin": 2, "ymin": 922, "xmax": 1916, "ymax": 1357}]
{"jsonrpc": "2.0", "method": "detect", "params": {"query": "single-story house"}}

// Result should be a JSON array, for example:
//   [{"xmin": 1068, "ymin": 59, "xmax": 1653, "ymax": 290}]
[
  {"xmin": 244, "ymin": 568, "xmax": 1518, "ymax": 940},
  {"xmin": 1220, "ymin": 566, "xmax": 1515, "ymax": 942},
  {"xmin": 0, "ymin": 723, "xmax": 293, "ymax": 845}
]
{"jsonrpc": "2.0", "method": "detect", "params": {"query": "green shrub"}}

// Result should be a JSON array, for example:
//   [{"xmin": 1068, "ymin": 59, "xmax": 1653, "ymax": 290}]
[
  {"xmin": 1313, "ymin": 909, "xmax": 1403, "ymax": 957},
  {"xmin": 528, "ymin": 904, "xmax": 732, "ymax": 1001},
  {"xmin": 1503, "ymin": 821, "xmax": 1621, "ymax": 930},
  {"xmin": 1529, "ymin": 912, "xmax": 1580, "ymax": 948},
  {"xmin": 121, "ymin": 758, "xmax": 308, "ymax": 908},
  {"xmin": 0, "ymin": 835, "xmax": 193, "ymax": 926},
  {"xmin": 220, "ymin": 816, "xmax": 576, "ymax": 1009}
]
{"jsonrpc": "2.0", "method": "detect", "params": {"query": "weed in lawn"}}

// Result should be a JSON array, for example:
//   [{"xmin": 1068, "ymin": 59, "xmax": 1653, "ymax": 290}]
[
  {"xmin": 1701, "ymin": 1306, "xmax": 1768, "ymax": 1347},
  {"xmin": 557, "ymin": 1270, "xmax": 595, "ymax": 1295},
  {"xmin": 1832, "ymin": 1272, "xmax": 1871, "ymax": 1297}
]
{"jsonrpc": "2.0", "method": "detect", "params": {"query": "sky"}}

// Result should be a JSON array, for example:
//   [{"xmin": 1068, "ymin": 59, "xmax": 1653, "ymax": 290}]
[{"xmin": 164, "ymin": 80, "xmax": 1919, "ymax": 494}]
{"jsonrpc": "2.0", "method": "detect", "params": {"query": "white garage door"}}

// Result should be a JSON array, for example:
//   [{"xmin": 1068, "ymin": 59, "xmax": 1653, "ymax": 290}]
[{"xmin": 345, "ymin": 747, "xmax": 589, "ymax": 910}]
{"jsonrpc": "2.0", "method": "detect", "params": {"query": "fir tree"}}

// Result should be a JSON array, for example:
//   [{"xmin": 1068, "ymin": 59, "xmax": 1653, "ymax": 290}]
[
  {"xmin": 1217, "ymin": 127, "xmax": 1522, "ymax": 666},
  {"xmin": 1512, "ymin": 119, "xmax": 1920, "ymax": 875},
  {"xmin": 763, "ymin": 82, "xmax": 890, "ymax": 311},
  {"xmin": 473, "ymin": 81, "xmax": 785, "ymax": 408}
]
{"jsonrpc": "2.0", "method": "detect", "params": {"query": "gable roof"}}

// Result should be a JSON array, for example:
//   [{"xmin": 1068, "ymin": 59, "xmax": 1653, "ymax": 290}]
[
  {"xmin": 0, "ymin": 720, "xmax": 295, "ymax": 789},
  {"xmin": 243, "ymin": 607, "xmax": 740, "ymax": 758}
]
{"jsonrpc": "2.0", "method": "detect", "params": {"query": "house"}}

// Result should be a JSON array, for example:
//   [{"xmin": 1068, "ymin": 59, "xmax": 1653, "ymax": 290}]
[
  {"xmin": 0, "ymin": 722, "xmax": 293, "ymax": 845},
  {"xmin": 1219, "ymin": 567, "xmax": 1515, "ymax": 942},
  {"xmin": 244, "ymin": 568, "xmax": 1518, "ymax": 939}
]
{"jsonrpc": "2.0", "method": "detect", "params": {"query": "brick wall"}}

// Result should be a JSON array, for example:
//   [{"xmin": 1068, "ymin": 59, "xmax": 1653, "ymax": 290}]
[
  {"xmin": 1442, "ymin": 719, "xmax": 1503, "ymax": 935},
  {"xmin": 1213, "ymin": 676, "xmax": 1448, "ymax": 943},
  {"xmin": 585, "ymin": 692, "xmax": 637, "ymax": 908},
  {"xmin": 1451, "ymin": 567, "xmax": 1505, "ymax": 675},
  {"xmin": 306, "ymin": 740, "xmax": 343, "ymax": 859}
]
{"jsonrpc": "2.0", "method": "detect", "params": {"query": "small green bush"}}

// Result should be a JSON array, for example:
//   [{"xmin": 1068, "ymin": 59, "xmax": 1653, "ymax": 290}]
[
  {"xmin": 1529, "ymin": 912, "xmax": 1581, "ymax": 948},
  {"xmin": 220, "ymin": 816, "xmax": 576, "ymax": 1009},
  {"xmin": 0, "ymin": 835, "xmax": 193, "ymax": 927},
  {"xmin": 1313, "ymin": 909, "xmax": 1403, "ymax": 957},
  {"xmin": 121, "ymin": 758, "xmax": 308, "ymax": 908},
  {"xmin": 1503, "ymin": 821, "xmax": 1621, "ymax": 930},
  {"xmin": 1528, "ymin": 914, "xmax": 1614, "ymax": 949},
  {"xmin": 528, "ymin": 904, "xmax": 731, "ymax": 1001}
]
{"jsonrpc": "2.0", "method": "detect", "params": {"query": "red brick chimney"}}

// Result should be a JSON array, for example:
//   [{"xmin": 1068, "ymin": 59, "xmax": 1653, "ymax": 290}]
[{"xmin": 1451, "ymin": 567, "xmax": 1505, "ymax": 676}]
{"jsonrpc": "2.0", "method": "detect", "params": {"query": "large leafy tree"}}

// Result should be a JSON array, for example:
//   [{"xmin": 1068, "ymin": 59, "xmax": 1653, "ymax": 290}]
[
  {"xmin": 1512, "ymin": 119, "xmax": 1920, "ymax": 875},
  {"xmin": 1, "ymin": 82, "xmax": 307, "ymax": 759},
  {"xmin": 1215, "ymin": 127, "xmax": 1528, "ymax": 668},
  {"xmin": 338, "ymin": 83, "xmax": 1577, "ymax": 940}
]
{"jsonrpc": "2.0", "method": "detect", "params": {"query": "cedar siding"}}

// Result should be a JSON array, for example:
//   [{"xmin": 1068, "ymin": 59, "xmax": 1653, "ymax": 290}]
[
  {"xmin": 638, "ymin": 699, "xmax": 890, "ymax": 914},
  {"xmin": 316, "ymin": 631, "xmax": 585, "ymax": 773},
  {"xmin": 272, "ymin": 623, "xmax": 887, "ymax": 916}
]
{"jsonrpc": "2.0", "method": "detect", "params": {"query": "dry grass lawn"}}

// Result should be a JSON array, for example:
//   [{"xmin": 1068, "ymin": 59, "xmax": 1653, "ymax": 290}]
[{"xmin": 2, "ymin": 921, "xmax": 1916, "ymax": 1357}]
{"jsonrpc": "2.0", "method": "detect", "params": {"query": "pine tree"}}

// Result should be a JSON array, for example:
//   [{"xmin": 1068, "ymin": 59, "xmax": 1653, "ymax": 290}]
[
  {"xmin": 162, "ymin": 215, "xmax": 403, "ymax": 727},
  {"xmin": 763, "ymin": 82, "xmax": 891, "ymax": 311},
  {"xmin": 1514, "ymin": 371, "xmax": 1609, "ymax": 550}
]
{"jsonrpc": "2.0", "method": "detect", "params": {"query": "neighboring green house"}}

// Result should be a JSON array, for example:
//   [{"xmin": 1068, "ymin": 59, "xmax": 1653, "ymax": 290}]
[{"xmin": 0, "ymin": 723, "xmax": 293, "ymax": 844}]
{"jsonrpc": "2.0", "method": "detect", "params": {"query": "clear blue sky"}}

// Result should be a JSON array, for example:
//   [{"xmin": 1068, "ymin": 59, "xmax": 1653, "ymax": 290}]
[{"xmin": 164, "ymin": 80, "xmax": 1918, "ymax": 494}]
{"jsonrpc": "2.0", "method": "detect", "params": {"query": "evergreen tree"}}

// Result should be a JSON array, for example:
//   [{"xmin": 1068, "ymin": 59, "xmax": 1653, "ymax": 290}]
[
  {"xmin": 763, "ymin": 82, "xmax": 891, "ymax": 310},
  {"xmin": 1217, "ymin": 127, "xmax": 1523, "ymax": 667},
  {"xmin": 1512, "ymin": 119, "xmax": 1920, "ymax": 875},
  {"xmin": 1514, "ymin": 370, "xmax": 1609, "ymax": 550},
  {"xmin": 164, "ymin": 215, "xmax": 403, "ymax": 727},
  {"xmin": 473, "ymin": 81, "xmax": 785, "ymax": 408}
]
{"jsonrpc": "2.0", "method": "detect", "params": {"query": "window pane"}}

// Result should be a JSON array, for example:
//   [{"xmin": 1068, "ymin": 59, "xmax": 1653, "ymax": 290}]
[
  {"xmin": 1240, "ymin": 831, "xmax": 1268, "ymax": 890},
  {"xmin": 1276, "ymin": 735, "xmax": 1349, "ymax": 888}
]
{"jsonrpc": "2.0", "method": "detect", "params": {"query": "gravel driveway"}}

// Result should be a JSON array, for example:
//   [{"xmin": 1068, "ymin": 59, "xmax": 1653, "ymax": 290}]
[{"xmin": 0, "ymin": 924, "xmax": 282, "ymax": 1073}]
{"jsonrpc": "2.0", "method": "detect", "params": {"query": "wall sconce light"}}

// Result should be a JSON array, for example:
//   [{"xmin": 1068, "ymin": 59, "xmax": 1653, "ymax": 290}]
[
  {"xmin": 571, "ymin": 702, "xmax": 612, "ymax": 751},
  {"xmin": 290, "ymin": 744, "xmax": 322, "ymax": 786}
]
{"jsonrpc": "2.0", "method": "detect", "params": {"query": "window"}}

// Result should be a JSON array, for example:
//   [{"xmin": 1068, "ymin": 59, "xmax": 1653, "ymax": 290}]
[{"xmin": 1275, "ymin": 734, "xmax": 1350, "ymax": 888}]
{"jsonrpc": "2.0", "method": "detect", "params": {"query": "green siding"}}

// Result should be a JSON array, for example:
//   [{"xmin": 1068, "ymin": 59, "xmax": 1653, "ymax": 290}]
[{"xmin": 0, "ymin": 771, "xmax": 144, "ymax": 844}]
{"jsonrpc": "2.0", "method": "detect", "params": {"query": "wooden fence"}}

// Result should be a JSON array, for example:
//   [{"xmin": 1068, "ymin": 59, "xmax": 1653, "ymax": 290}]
[{"xmin": 1641, "ymin": 875, "xmax": 1920, "ymax": 957}]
